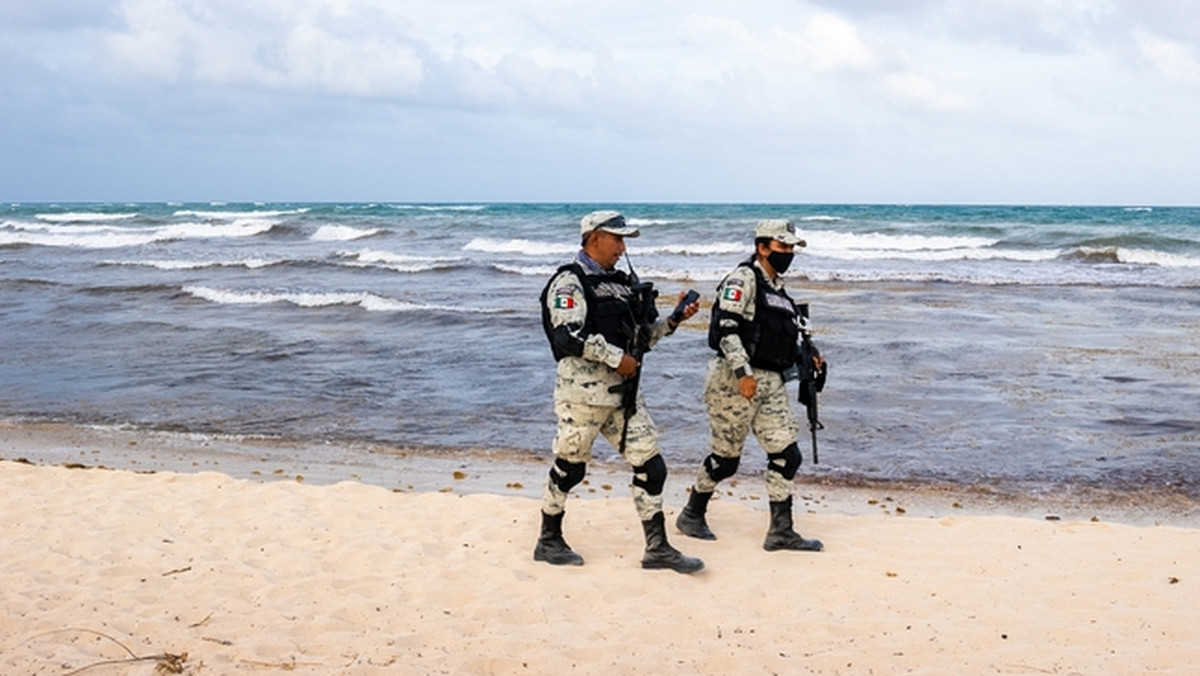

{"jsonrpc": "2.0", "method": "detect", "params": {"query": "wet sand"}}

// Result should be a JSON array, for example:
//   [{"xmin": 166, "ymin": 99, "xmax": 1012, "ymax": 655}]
[{"xmin": 4, "ymin": 421, "xmax": 1198, "ymax": 527}]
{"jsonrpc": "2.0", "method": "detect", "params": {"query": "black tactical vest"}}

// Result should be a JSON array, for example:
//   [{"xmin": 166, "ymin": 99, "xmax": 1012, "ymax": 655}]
[
  {"xmin": 708, "ymin": 259, "xmax": 799, "ymax": 372},
  {"xmin": 540, "ymin": 263, "xmax": 646, "ymax": 361}
]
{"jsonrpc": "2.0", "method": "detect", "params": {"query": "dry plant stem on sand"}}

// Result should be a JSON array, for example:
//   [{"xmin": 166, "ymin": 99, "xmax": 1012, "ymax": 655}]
[{"xmin": 29, "ymin": 629, "xmax": 187, "ymax": 675}]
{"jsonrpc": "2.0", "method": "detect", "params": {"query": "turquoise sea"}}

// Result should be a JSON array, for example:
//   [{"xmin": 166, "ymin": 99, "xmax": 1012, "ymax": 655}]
[{"xmin": 2, "ymin": 202, "xmax": 1198, "ymax": 497}]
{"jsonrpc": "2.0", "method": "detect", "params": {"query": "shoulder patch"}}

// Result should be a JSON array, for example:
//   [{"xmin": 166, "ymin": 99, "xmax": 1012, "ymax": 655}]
[
  {"xmin": 552, "ymin": 284, "xmax": 581, "ymax": 310},
  {"xmin": 722, "ymin": 287, "xmax": 743, "ymax": 302}
]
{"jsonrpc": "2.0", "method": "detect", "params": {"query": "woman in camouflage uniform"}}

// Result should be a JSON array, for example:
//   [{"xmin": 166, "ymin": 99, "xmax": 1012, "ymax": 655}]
[{"xmin": 676, "ymin": 219, "xmax": 824, "ymax": 553}]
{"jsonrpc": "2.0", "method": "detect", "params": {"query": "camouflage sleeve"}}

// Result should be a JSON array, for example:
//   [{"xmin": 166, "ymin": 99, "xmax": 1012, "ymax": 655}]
[
  {"xmin": 646, "ymin": 315, "xmax": 672, "ymax": 348},
  {"xmin": 545, "ymin": 270, "xmax": 625, "ymax": 369},
  {"xmin": 714, "ymin": 267, "xmax": 757, "ymax": 372}
]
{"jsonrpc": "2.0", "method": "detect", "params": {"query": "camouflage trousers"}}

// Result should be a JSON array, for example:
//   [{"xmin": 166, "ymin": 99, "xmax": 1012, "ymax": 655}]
[
  {"xmin": 542, "ymin": 395, "xmax": 664, "ymax": 521},
  {"xmin": 700, "ymin": 356, "xmax": 799, "ymax": 502}
]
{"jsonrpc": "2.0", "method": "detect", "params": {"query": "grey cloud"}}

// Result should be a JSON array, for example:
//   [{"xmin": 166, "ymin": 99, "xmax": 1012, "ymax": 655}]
[
  {"xmin": 3, "ymin": 0, "xmax": 1199, "ymax": 203},
  {"xmin": 0, "ymin": 0, "xmax": 121, "ymax": 32}
]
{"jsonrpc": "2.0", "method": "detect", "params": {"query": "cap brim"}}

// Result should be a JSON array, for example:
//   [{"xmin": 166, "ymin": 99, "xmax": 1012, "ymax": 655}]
[{"xmin": 599, "ymin": 226, "xmax": 640, "ymax": 237}]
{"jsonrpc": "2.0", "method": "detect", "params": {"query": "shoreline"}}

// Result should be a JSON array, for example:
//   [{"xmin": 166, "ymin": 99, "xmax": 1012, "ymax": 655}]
[
  {"xmin": 4, "ymin": 420, "xmax": 1197, "ymax": 528},
  {"xmin": 4, "ymin": 420, "xmax": 1200, "ymax": 674}
]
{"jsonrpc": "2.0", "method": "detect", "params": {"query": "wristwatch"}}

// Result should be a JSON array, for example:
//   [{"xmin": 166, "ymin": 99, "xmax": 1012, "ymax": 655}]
[{"xmin": 734, "ymin": 365, "xmax": 753, "ymax": 379}]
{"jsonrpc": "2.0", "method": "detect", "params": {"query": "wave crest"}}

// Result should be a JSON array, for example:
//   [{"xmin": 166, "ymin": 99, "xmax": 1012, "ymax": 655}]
[
  {"xmin": 463, "ymin": 238, "xmax": 574, "ymax": 256},
  {"xmin": 182, "ymin": 286, "xmax": 504, "ymax": 314},
  {"xmin": 311, "ymin": 225, "xmax": 385, "ymax": 242},
  {"xmin": 1, "ymin": 219, "xmax": 276, "ymax": 249},
  {"xmin": 35, "ymin": 212, "xmax": 139, "ymax": 223},
  {"xmin": 336, "ymin": 249, "xmax": 466, "ymax": 272},
  {"xmin": 1061, "ymin": 246, "xmax": 1122, "ymax": 264}
]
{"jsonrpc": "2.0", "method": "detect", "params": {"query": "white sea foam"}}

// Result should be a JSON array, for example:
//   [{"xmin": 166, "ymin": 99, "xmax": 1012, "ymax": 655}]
[
  {"xmin": 635, "ymin": 242, "xmax": 745, "ymax": 256},
  {"xmin": 157, "ymin": 219, "xmax": 277, "ymax": 239},
  {"xmin": 492, "ymin": 262, "xmax": 727, "ymax": 283},
  {"xmin": 340, "ymin": 250, "xmax": 430, "ymax": 264},
  {"xmin": 183, "ymin": 286, "xmax": 503, "ymax": 313},
  {"xmin": 816, "ymin": 230, "xmax": 999, "ymax": 252},
  {"xmin": 337, "ymin": 249, "xmax": 465, "ymax": 272},
  {"xmin": 1, "ymin": 224, "xmax": 161, "ymax": 249},
  {"xmin": 832, "ymin": 247, "xmax": 1060, "ymax": 263},
  {"xmin": 389, "ymin": 204, "xmax": 487, "ymax": 212},
  {"xmin": 311, "ymin": 225, "xmax": 384, "ymax": 241},
  {"xmin": 805, "ymin": 269, "xmax": 1028, "ymax": 285},
  {"xmin": 631, "ymin": 266, "xmax": 726, "ymax": 282},
  {"xmin": 797, "ymin": 229, "xmax": 1032, "ymax": 263},
  {"xmin": 474, "ymin": 230, "xmax": 1004, "ymax": 262},
  {"xmin": 491, "ymin": 263, "xmax": 561, "ymax": 277},
  {"xmin": 8, "ymin": 221, "xmax": 114, "ymax": 234},
  {"xmin": 105, "ymin": 258, "xmax": 281, "ymax": 270},
  {"xmin": 1119, "ymin": 248, "xmax": 1200, "ymax": 267},
  {"xmin": 183, "ymin": 286, "xmax": 425, "ymax": 311},
  {"xmin": 174, "ymin": 208, "xmax": 308, "ymax": 220},
  {"xmin": 1, "ymin": 219, "xmax": 275, "ymax": 248},
  {"xmin": 35, "ymin": 212, "xmax": 139, "ymax": 223},
  {"xmin": 463, "ymin": 237, "xmax": 574, "ymax": 256}
]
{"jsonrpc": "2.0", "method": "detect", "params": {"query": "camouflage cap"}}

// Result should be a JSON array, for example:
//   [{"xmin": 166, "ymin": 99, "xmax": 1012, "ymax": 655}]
[
  {"xmin": 580, "ymin": 210, "xmax": 640, "ymax": 238},
  {"xmin": 755, "ymin": 219, "xmax": 806, "ymax": 247}
]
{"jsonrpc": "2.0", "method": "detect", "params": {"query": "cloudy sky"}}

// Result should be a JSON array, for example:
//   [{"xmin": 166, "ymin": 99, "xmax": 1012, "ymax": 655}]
[{"xmin": 3, "ymin": 0, "xmax": 1198, "ymax": 204}]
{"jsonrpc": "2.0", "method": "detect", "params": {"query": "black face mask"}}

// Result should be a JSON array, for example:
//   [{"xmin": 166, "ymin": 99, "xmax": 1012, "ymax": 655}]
[{"xmin": 767, "ymin": 251, "xmax": 794, "ymax": 274}]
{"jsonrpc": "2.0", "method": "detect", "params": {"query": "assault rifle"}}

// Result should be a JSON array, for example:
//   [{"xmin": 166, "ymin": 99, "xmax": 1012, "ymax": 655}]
[
  {"xmin": 608, "ymin": 276, "xmax": 655, "ymax": 456},
  {"xmin": 795, "ymin": 303, "xmax": 827, "ymax": 463},
  {"xmin": 608, "ymin": 280, "xmax": 698, "ymax": 456}
]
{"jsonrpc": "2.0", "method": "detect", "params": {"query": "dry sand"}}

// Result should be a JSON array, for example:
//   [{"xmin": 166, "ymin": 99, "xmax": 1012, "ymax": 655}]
[{"xmin": 2, "ymin": 423, "xmax": 1199, "ymax": 675}]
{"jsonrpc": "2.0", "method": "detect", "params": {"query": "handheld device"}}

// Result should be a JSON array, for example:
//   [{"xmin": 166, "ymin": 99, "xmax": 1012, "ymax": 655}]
[{"xmin": 669, "ymin": 290, "xmax": 700, "ymax": 324}]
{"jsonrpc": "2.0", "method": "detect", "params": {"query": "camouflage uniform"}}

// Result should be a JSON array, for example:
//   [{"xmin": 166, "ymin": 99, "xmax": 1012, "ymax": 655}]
[
  {"xmin": 534, "ymin": 210, "xmax": 703, "ymax": 573},
  {"xmin": 701, "ymin": 260, "xmax": 799, "ymax": 503},
  {"xmin": 675, "ymin": 218, "xmax": 823, "ymax": 552},
  {"xmin": 543, "ymin": 253, "xmax": 675, "ymax": 521}
]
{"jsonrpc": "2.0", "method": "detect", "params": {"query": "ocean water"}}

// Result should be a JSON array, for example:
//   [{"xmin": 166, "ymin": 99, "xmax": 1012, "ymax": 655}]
[{"xmin": 2, "ymin": 202, "xmax": 1198, "ymax": 497}]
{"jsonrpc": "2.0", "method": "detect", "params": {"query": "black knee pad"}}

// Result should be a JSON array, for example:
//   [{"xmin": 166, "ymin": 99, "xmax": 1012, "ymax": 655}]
[
  {"xmin": 632, "ymin": 455, "xmax": 667, "ymax": 496},
  {"xmin": 767, "ymin": 443, "xmax": 802, "ymax": 480},
  {"xmin": 703, "ymin": 453, "xmax": 740, "ymax": 483},
  {"xmin": 550, "ymin": 458, "xmax": 587, "ymax": 492}
]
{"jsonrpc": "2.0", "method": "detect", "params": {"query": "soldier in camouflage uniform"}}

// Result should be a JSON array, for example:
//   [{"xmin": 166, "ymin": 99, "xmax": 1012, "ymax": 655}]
[
  {"xmin": 676, "ymin": 219, "xmax": 825, "ymax": 552},
  {"xmin": 534, "ymin": 210, "xmax": 704, "ymax": 574}
]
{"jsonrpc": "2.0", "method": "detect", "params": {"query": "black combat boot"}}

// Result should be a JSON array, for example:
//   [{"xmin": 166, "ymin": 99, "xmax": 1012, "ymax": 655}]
[
  {"xmin": 641, "ymin": 512, "xmax": 705, "ymax": 574},
  {"xmin": 763, "ymin": 496, "xmax": 823, "ymax": 552},
  {"xmin": 675, "ymin": 488, "xmax": 716, "ymax": 540},
  {"xmin": 533, "ymin": 511, "xmax": 584, "ymax": 566}
]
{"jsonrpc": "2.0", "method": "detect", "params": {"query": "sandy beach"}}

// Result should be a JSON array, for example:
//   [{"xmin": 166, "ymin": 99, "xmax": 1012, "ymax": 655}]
[{"xmin": 3, "ymin": 424, "xmax": 1199, "ymax": 675}]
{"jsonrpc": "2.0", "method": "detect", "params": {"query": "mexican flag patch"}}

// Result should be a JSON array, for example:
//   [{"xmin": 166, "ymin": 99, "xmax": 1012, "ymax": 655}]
[
  {"xmin": 554, "ymin": 295, "xmax": 576, "ymax": 309},
  {"xmin": 722, "ymin": 287, "xmax": 743, "ymax": 302}
]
